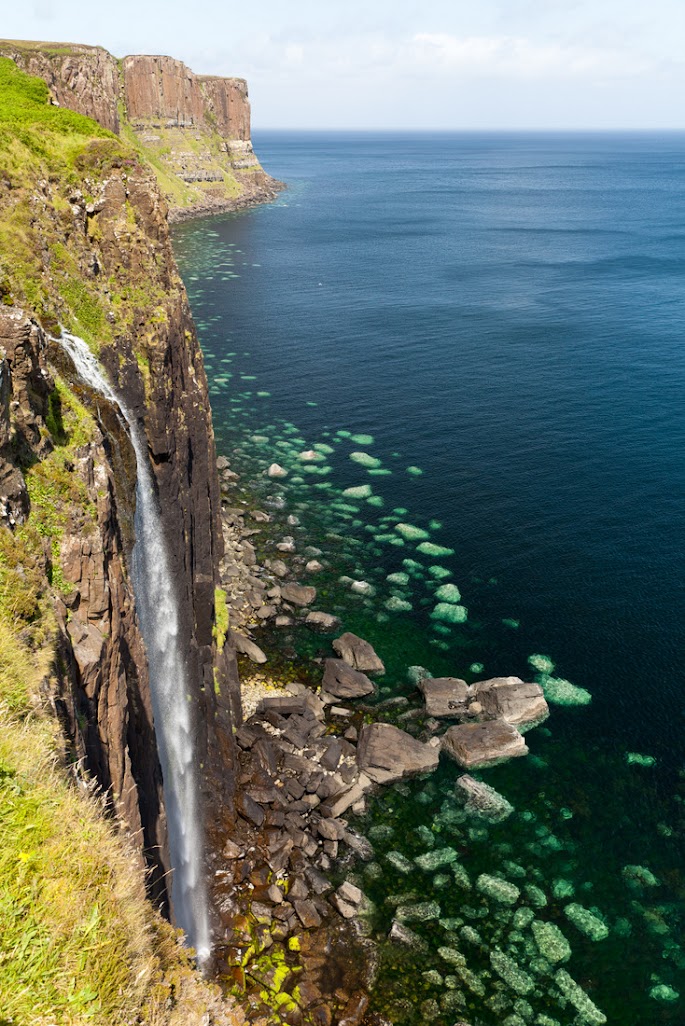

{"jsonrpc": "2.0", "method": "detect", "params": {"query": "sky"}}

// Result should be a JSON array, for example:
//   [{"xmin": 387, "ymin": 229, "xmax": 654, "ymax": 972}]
[{"xmin": 3, "ymin": 0, "xmax": 684, "ymax": 130}]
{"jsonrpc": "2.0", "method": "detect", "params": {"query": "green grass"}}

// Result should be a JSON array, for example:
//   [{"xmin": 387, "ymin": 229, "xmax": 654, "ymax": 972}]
[
  {"xmin": 0, "ymin": 619, "xmax": 244, "ymax": 1026},
  {"xmin": 213, "ymin": 586, "xmax": 229, "ymax": 652}
]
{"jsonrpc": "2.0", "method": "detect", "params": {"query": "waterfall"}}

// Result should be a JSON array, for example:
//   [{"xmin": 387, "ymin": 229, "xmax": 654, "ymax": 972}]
[{"xmin": 58, "ymin": 331, "xmax": 211, "ymax": 961}]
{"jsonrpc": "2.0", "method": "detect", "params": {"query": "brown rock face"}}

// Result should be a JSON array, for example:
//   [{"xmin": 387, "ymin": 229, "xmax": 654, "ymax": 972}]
[
  {"xmin": 0, "ymin": 42, "xmax": 120, "ymax": 132},
  {"xmin": 199, "ymin": 75, "xmax": 250, "ymax": 140},
  {"xmin": 122, "ymin": 56, "xmax": 252, "ymax": 141}
]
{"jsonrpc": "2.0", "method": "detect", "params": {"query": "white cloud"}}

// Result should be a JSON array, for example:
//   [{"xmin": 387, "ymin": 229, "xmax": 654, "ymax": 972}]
[
  {"xmin": 215, "ymin": 28, "xmax": 652, "ymax": 85},
  {"xmin": 408, "ymin": 31, "xmax": 651, "ymax": 78}
]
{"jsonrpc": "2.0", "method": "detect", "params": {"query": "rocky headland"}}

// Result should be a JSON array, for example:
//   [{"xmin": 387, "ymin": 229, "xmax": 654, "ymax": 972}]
[{"xmin": 0, "ymin": 39, "xmax": 284, "ymax": 220}]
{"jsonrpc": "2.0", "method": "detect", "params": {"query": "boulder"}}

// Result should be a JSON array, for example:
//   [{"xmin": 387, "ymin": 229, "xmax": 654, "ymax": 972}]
[
  {"xmin": 442, "ymin": 721, "xmax": 528, "ymax": 769},
  {"xmin": 267, "ymin": 463, "xmax": 288, "ymax": 478},
  {"xmin": 418, "ymin": 676, "xmax": 470, "ymax": 717},
  {"xmin": 305, "ymin": 610, "xmax": 342, "ymax": 633},
  {"xmin": 333, "ymin": 632, "xmax": 385, "ymax": 675},
  {"xmin": 471, "ymin": 676, "xmax": 548, "ymax": 726},
  {"xmin": 231, "ymin": 632, "xmax": 267, "ymax": 664},
  {"xmin": 357, "ymin": 723, "xmax": 440, "ymax": 783},
  {"xmin": 322, "ymin": 659, "xmax": 375, "ymax": 700},
  {"xmin": 281, "ymin": 582, "xmax": 317, "ymax": 606}
]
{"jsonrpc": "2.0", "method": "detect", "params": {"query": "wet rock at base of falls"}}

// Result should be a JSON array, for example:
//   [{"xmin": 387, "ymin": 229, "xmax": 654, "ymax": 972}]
[
  {"xmin": 322, "ymin": 659, "xmax": 376, "ymax": 700},
  {"xmin": 356, "ymin": 722, "xmax": 440, "ymax": 783},
  {"xmin": 441, "ymin": 720, "xmax": 528, "ymax": 769},
  {"xmin": 471, "ymin": 675, "xmax": 549, "ymax": 727},
  {"xmin": 231, "ymin": 631, "xmax": 268, "ymax": 663},
  {"xmin": 418, "ymin": 676, "xmax": 470, "ymax": 717},
  {"xmin": 281, "ymin": 582, "xmax": 317, "ymax": 606},
  {"xmin": 333, "ymin": 632, "xmax": 385, "ymax": 675},
  {"xmin": 305, "ymin": 610, "xmax": 342, "ymax": 633}
]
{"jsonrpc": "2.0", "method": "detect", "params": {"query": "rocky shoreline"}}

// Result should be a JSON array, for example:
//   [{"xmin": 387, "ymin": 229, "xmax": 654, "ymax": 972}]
[
  {"xmin": 167, "ymin": 174, "xmax": 286, "ymax": 225},
  {"xmin": 206, "ymin": 451, "xmax": 552, "ymax": 1025}
]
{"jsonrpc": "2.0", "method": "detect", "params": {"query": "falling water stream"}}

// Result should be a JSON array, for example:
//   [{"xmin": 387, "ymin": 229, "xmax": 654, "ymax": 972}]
[{"xmin": 58, "ymin": 331, "xmax": 211, "ymax": 960}]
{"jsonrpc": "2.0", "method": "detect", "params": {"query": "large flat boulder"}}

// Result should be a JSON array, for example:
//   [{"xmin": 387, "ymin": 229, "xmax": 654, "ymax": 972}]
[
  {"xmin": 281, "ymin": 583, "xmax": 317, "ymax": 606},
  {"xmin": 322, "ymin": 658, "xmax": 375, "ymax": 699},
  {"xmin": 471, "ymin": 676, "xmax": 548, "ymax": 727},
  {"xmin": 357, "ymin": 723, "xmax": 439, "ymax": 783},
  {"xmin": 418, "ymin": 676, "xmax": 469, "ymax": 717},
  {"xmin": 333, "ymin": 632, "xmax": 385, "ymax": 674},
  {"xmin": 442, "ymin": 720, "xmax": 528, "ymax": 769}
]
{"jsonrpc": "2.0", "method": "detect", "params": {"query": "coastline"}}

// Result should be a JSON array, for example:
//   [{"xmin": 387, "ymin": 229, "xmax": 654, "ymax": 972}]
[{"xmin": 167, "ymin": 174, "xmax": 286, "ymax": 225}]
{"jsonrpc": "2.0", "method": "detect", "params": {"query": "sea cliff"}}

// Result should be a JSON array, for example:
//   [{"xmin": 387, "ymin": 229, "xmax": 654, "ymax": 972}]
[
  {"xmin": 0, "ymin": 39, "xmax": 283, "ymax": 219},
  {"xmin": 0, "ymin": 51, "xmax": 246, "ymax": 1023}
]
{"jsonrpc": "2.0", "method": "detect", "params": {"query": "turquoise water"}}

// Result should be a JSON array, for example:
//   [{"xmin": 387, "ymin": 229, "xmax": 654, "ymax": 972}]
[{"xmin": 173, "ymin": 132, "xmax": 685, "ymax": 1025}]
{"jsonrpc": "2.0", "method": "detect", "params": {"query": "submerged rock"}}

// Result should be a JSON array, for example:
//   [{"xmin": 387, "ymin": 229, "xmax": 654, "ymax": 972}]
[
  {"xmin": 563, "ymin": 903, "xmax": 609, "ymax": 941},
  {"xmin": 267, "ymin": 462, "xmax": 288, "ymax": 478},
  {"xmin": 419, "ymin": 676, "xmax": 470, "ymax": 718},
  {"xmin": 333, "ymin": 632, "xmax": 385, "ymax": 674},
  {"xmin": 441, "ymin": 720, "xmax": 528, "ymax": 769},
  {"xmin": 357, "ymin": 723, "xmax": 440, "ymax": 783},
  {"xmin": 454, "ymin": 774, "xmax": 514, "ymax": 822}
]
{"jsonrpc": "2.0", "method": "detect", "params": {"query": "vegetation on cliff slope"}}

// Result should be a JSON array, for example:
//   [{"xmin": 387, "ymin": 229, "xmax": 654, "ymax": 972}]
[{"xmin": 0, "ymin": 58, "xmax": 240, "ymax": 1026}]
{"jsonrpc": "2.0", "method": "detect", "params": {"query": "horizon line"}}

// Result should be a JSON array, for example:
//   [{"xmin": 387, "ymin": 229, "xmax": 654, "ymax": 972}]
[{"xmin": 252, "ymin": 126, "xmax": 685, "ymax": 134}]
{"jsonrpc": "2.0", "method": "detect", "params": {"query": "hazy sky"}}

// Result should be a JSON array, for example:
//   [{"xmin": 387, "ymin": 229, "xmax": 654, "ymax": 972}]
[{"xmin": 4, "ymin": 0, "xmax": 684, "ymax": 129}]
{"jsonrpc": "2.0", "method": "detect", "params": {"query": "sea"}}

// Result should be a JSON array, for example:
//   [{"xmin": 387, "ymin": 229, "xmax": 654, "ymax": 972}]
[{"xmin": 172, "ymin": 132, "xmax": 685, "ymax": 1026}]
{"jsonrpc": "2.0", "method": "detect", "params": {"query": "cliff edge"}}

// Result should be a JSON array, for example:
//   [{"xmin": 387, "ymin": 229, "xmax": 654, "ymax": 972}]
[{"xmin": 0, "ymin": 39, "xmax": 283, "ymax": 220}]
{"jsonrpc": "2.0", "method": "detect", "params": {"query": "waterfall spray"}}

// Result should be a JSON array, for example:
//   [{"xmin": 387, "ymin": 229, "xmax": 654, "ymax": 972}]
[{"xmin": 58, "ymin": 331, "xmax": 211, "ymax": 960}]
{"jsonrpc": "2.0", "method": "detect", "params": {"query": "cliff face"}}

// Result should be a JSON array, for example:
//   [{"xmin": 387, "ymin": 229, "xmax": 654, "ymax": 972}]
[
  {"xmin": 122, "ymin": 55, "xmax": 250, "ymax": 142},
  {"xmin": 0, "ymin": 40, "xmax": 282, "ymax": 219},
  {"xmin": 0, "ymin": 58, "xmax": 241, "ymax": 916},
  {"xmin": 0, "ymin": 41, "xmax": 120, "ymax": 132}
]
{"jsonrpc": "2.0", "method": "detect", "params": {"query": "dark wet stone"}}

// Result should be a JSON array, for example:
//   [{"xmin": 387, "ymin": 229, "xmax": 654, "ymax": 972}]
[
  {"xmin": 322, "ymin": 659, "xmax": 375, "ymax": 700},
  {"xmin": 343, "ymin": 830, "xmax": 374, "ymax": 861},
  {"xmin": 316, "ymin": 817, "xmax": 346, "ymax": 841},
  {"xmin": 286, "ymin": 778, "xmax": 306, "ymax": 800},
  {"xmin": 294, "ymin": 898, "xmax": 322, "ymax": 929},
  {"xmin": 356, "ymin": 723, "xmax": 440, "ymax": 783},
  {"xmin": 237, "ymin": 792, "xmax": 265, "ymax": 826},
  {"xmin": 333, "ymin": 632, "xmax": 385, "ymax": 674},
  {"xmin": 296, "ymin": 979, "xmax": 323, "ymax": 1008},
  {"xmin": 316, "ymin": 775, "xmax": 344, "ymax": 800},
  {"xmin": 258, "ymin": 694, "xmax": 308, "ymax": 716},
  {"xmin": 305, "ymin": 863, "xmax": 333, "ymax": 895}
]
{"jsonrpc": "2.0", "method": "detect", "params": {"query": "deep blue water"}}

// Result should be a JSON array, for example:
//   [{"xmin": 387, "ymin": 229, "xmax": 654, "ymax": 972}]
[{"xmin": 173, "ymin": 133, "xmax": 685, "ymax": 1026}]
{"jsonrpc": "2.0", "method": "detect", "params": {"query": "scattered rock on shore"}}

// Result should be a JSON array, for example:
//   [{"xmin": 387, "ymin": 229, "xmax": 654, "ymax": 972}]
[
  {"xmin": 333, "ymin": 632, "xmax": 386, "ymax": 675},
  {"xmin": 357, "ymin": 723, "xmax": 440, "ymax": 783},
  {"xmin": 322, "ymin": 659, "xmax": 376, "ymax": 700}
]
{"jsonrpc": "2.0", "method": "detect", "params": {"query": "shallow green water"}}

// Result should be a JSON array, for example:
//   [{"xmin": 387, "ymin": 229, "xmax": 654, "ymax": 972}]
[{"xmin": 172, "ymin": 131, "xmax": 685, "ymax": 1025}]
